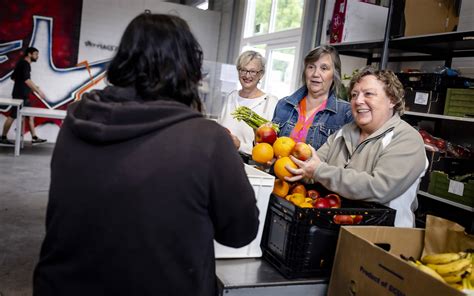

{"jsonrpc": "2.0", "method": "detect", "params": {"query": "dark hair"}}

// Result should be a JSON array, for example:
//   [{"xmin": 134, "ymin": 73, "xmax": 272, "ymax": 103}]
[
  {"xmin": 25, "ymin": 47, "xmax": 38, "ymax": 56},
  {"xmin": 349, "ymin": 66, "xmax": 405, "ymax": 115},
  {"xmin": 302, "ymin": 45, "xmax": 342, "ymax": 97},
  {"xmin": 107, "ymin": 13, "xmax": 203, "ymax": 111}
]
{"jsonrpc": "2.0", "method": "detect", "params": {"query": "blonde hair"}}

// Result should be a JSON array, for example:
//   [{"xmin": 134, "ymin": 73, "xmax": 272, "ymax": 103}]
[{"xmin": 236, "ymin": 50, "xmax": 266, "ymax": 74}]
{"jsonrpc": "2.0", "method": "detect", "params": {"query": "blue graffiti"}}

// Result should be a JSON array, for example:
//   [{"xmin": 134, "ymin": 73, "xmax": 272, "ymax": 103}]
[
  {"xmin": 1, "ymin": 16, "xmax": 110, "ymax": 111},
  {"xmin": 0, "ymin": 40, "xmax": 23, "ymax": 63}
]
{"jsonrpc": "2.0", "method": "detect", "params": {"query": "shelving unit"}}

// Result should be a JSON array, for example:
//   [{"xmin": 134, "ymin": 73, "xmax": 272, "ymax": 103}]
[
  {"xmin": 404, "ymin": 111, "xmax": 474, "ymax": 122},
  {"xmin": 326, "ymin": 0, "xmax": 473, "ymax": 231},
  {"xmin": 331, "ymin": 30, "xmax": 474, "ymax": 66},
  {"xmin": 418, "ymin": 190, "xmax": 473, "ymax": 212}
]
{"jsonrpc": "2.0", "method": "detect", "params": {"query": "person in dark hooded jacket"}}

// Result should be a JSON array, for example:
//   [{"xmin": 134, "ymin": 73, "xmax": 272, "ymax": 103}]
[{"xmin": 33, "ymin": 12, "xmax": 259, "ymax": 296}]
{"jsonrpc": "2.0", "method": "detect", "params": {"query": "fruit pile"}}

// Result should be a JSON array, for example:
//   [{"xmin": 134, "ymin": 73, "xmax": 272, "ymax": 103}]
[
  {"xmin": 232, "ymin": 112, "xmax": 368, "ymax": 225},
  {"xmin": 419, "ymin": 129, "xmax": 472, "ymax": 158},
  {"xmin": 402, "ymin": 251, "xmax": 474, "ymax": 292},
  {"xmin": 272, "ymin": 180, "xmax": 363, "ymax": 225},
  {"xmin": 251, "ymin": 123, "xmax": 311, "ymax": 180}
]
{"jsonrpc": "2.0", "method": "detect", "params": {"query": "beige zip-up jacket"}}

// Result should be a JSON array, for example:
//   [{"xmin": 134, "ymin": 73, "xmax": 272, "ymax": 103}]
[{"xmin": 315, "ymin": 114, "xmax": 428, "ymax": 227}]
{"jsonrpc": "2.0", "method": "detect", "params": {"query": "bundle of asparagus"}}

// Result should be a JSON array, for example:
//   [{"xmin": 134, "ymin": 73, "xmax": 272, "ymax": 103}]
[{"xmin": 231, "ymin": 106, "xmax": 279, "ymax": 132}]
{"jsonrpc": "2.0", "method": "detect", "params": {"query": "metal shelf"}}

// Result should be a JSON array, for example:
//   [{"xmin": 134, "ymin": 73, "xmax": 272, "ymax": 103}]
[
  {"xmin": 418, "ymin": 190, "xmax": 474, "ymax": 212},
  {"xmin": 331, "ymin": 30, "xmax": 474, "ymax": 63},
  {"xmin": 404, "ymin": 111, "xmax": 474, "ymax": 123}
]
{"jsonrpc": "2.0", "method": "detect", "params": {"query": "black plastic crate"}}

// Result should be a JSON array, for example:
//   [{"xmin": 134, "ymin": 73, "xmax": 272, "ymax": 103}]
[
  {"xmin": 261, "ymin": 194, "xmax": 396, "ymax": 279},
  {"xmin": 396, "ymin": 73, "xmax": 474, "ymax": 114}
]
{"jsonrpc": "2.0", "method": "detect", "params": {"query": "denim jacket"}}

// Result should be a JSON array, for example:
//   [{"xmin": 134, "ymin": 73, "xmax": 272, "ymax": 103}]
[{"xmin": 272, "ymin": 86, "xmax": 353, "ymax": 149}]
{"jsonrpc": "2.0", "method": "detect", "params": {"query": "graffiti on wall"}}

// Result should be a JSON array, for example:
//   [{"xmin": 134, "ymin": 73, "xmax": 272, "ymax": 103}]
[{"xmin": 0, "ymin": 0, "xmax": 109, "ymax": 128}]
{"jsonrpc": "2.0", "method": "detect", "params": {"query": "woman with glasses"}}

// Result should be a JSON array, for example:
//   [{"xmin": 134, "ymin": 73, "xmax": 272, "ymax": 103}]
[
  {"xmin": 219, "ymin": 50, "xmax": 279, "ymax": 155},
  {"xmin": 272, "ymin": 45, "xmax": 353, "ymax": 150}
]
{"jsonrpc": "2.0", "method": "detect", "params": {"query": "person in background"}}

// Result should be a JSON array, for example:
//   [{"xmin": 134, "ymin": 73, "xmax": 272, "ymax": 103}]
[
  {"xmin": 1, "ymin": 47, "xmax": 47, "ymax": 145},
  {"xmin": 272, "ymin": 45, "xmax": 352, "ymax": 150},
  {"xmin": 219, "ymin": 50, "xmax": 279, "ymax": 155},
  {"xmin": 287, "ymin": 66, "xmax": 427, "ymax": 227},
  {"xmin": 33, "ymin": 13, "xmax": 259, "ymax": 296}
]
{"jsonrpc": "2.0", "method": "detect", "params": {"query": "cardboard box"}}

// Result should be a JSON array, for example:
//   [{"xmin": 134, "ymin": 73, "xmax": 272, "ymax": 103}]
[
  {"xmin": 404, "ymin": 0, "xmax": 459, "ymax": 37},
  {"xmin": 328, "ymin": 226, "xmax": 464, "ymax": 296},
  {"xmin": 329, "ymin": 0, "xmax": 388, "ymax": 44},
  {"xmin": 214, "ymin": 164, "xmax": 274, "ymax": 258}
]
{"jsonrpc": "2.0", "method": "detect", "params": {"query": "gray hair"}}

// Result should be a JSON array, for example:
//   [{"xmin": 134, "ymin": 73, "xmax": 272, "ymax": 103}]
[
  {"xmin": 302, "ymin": 45, "xmax": 342, "ymax": 97},
  {"xmin": 236, "ymin": 50, "xmax": 266, "ymax": 74}
]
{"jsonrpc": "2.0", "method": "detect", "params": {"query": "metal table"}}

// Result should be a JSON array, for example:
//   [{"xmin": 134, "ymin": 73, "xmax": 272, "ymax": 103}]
[
  {"xmin": 216, "ymin": 258, "xmax": 328, "ymax": 296},
  {"xmin": 16, "ymin": 107, "xmax": 67, "ymax": 156}
]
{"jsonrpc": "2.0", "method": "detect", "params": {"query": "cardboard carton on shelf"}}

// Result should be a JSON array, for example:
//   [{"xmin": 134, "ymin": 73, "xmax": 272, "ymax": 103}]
[{"xmin": 404, "ymin": 0, "xmax": 459, "ymax": 37}]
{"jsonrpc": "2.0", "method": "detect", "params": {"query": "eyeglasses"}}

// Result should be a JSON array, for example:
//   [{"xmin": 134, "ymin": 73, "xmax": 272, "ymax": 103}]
[{"xmin": 238, "ymin": 69, "xmax": 262, "ymax": 77}]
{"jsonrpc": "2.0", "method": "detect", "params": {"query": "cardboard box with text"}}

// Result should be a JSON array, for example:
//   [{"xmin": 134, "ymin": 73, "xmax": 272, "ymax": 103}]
[{"xmin": 328, "ymin": 226, "xmax": 465, "ymax": 296}]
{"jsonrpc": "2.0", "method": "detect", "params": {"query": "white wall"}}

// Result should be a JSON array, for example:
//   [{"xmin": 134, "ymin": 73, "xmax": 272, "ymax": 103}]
[{"xmin": 78, "ymin": 0, "xmax": 221, "ymax": 62}]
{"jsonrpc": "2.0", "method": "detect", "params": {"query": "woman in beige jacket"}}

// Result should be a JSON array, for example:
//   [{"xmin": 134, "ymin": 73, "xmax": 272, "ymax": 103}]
[{"xmin": 287, "ymin": 66, "xmax": 427, "ymax": 227}]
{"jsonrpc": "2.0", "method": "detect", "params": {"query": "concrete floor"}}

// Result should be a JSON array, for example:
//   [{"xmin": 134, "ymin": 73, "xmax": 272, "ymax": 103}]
[{"xmin": 0, "ymin": 143, "xmax": 54, "ymax": 296}]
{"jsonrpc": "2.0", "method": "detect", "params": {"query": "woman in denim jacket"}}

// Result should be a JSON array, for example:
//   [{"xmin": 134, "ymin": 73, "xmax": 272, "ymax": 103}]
[{"xmin": 272, "ymin": 45, "xmax": 352, "ymax": 149}]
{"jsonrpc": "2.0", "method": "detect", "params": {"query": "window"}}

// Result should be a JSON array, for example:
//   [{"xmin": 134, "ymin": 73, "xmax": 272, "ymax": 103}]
[
  {"xmin": 196, "ymin": 1, "xmax": 208, "ymax": 10},
  {"xmin": 240, "ymin": 0, "xmax": 305, "ymax": 97},
  {"xmin": 244, "ymin": 0, "xmax": 304, "ymax": 38}
]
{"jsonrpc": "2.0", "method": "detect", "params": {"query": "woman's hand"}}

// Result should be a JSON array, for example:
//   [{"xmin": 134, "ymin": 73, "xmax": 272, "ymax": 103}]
[{"xmin": 284, "ymin": 145, "xmax": 321, "ymax": 183}]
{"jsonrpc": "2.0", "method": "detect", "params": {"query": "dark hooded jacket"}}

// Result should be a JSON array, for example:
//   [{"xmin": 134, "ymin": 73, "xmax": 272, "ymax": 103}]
[{"xmin": 33, "ymin": 86, "xmax": 259, "ymax": 296}]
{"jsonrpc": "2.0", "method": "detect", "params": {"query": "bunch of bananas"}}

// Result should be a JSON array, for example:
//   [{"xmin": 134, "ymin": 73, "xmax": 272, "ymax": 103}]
[{"xmin": 402, "ymin": 251, "xmax": 474, "ymax": 292}]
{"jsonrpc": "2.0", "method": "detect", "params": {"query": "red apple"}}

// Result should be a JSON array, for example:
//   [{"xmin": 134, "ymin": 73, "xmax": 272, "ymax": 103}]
[
  {"xmin": 333, "ymin": 215, "xmax": 354, "ymax": 225},
  {"xmin": 434, "ymin": 139, "xmax": 446, "ymax": 150},
  {"xmin": 307, "ymin": 189, "xmax": 320, "ymax": 200},
  {"xmin": 325, "ymin": 193, "xmax": 342, "ymax": 208},
  {"xmin": 255, "ymin": 124, "xmax": 277, "ymax": 145},
  {"xmin": 313, "ymin": 198, "xmax": 331, "ymax": 208},
  {"xmin": 351, "ymin": 215, "xmax": 363, "ymax": 224},
  {"xmin": 291, "ymin": 142, "xmax": 312, "ymax": 161}
]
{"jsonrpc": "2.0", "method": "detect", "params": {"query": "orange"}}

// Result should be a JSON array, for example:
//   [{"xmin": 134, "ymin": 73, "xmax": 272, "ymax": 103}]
[
  {"xmin": 290, "ymin": 183, "xmax": 307, "ymax": 197},
  {"xmin": 274, "ymin": 156, "xmax": 297, "ymax": 180},
  {"xmin": 272, "ymin": 179, "xmax": 290, "ymax": 198},
  {"xmin": 252, "ymin": 143, "xmax": 274, "ymax": 164},
  {"xmin": 273, "ymin": 137, "xmax": 296, "ymax": 158}
]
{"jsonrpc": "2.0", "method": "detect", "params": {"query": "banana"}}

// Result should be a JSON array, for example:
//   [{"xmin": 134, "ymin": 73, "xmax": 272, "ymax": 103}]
[
  {"xmin": 449, "ymin": 282, "xmax": 463, "ymax": 290},
  {"xmin": 427, "ymin": 258, "xmax": 472, "ymax": 275},
  {"xmin": 442, "ymin": 268, "xmax": 471, "ymax": 284},
  {"xmin": 462, "ymin": 277, "xmax": 474, "ymax": 291},
  {"xmin": 421, "ymin": 252, "xmax": 462, "ymax": 265},
  {"xmin": 417, "ymin": 264, "xmax": 445, "ymax": 282}
]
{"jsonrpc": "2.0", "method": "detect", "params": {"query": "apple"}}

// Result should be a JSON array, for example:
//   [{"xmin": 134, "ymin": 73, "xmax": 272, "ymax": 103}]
[
  {"xmin": 351, "ymin": 215, "xmax": 363, "ymax": 224},
  {"xmin": 313, "ymin": 198, "xmax": 331, "ymax": 208},
  {"xmin": 325, "ymin": 193, "xmax": 342, "ymax": 208},
  {"xmin": 333, "ymin": 215, "xmax": 354, "ymax": 225},
  {"xmin": 291, "ymin": 142, "xmax": 312, "ymax": 161},
  {"xmin": 434, "ymin": 139, "xmax": 446, "ymax": 150},
  {"xmin": 290, "ymin": 183, "xmax": 307, "ymax": 197},
  {"xmin": 255, "ymin": 124, "xmax": 277, "ymax": 145},
  {"xmin": 307, "ymin": 189, "xmax": 320, "ymax": 200}
]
